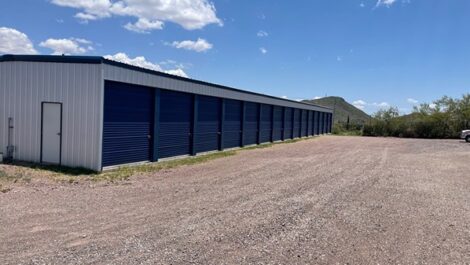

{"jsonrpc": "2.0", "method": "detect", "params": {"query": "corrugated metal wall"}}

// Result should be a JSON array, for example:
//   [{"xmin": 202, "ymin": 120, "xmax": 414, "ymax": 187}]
[
  {"xmin": 1, "ymin": 59, "xmax": 332, "ymax": 171},
  {"xmin": 103, "ymin": 64, "xmax": 331, "ymax": 113},
  {"xmin": 0, "ymin": 61, "xmax": 102, "ymax": 171}
]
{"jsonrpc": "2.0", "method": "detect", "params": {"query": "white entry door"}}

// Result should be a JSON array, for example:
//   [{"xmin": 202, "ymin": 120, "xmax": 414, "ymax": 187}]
[{"xmin": 41, "ymin": 102, "xmax": 62, "ymax": 164}]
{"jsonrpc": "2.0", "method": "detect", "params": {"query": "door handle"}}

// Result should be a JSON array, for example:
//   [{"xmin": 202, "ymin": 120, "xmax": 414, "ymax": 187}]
[{"xmin": 147, "ymin": 135, "xmax": 152, "ymax": 139}]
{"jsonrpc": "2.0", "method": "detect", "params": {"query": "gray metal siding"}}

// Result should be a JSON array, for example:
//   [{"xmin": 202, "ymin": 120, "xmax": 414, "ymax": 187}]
[
  {"xmin": 103, "ymin": 64, "xmax": 332, "ymax": 113},
  {"xmin": 0, "ymin": 61, "xmax": 102, "ymax": 171}
]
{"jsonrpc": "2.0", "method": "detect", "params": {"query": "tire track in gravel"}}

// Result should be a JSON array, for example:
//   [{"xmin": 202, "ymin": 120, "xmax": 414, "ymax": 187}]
[{"xmin": 1, "ymin": 137, "xmax": 470, "ymax": 264}]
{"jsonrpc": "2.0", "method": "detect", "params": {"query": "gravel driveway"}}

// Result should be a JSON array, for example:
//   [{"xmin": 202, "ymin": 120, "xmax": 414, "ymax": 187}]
[{"xmin": 1, "ymin": 136, "xmax": 470, "ymax": 264}]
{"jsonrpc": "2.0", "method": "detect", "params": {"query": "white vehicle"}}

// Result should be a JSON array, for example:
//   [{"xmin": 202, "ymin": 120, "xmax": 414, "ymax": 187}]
[{"xmin": 461, "ymin": 130, "xmax": 470, "ymax": 142}]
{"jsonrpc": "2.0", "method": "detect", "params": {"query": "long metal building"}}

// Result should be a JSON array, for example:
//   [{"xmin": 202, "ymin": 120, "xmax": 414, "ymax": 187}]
[{"xmin": 0, "ymin": 55, "xmax": 333, "ymax": 171}]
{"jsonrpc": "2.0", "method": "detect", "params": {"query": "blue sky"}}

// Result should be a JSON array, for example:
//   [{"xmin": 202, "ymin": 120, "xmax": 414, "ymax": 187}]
[{"xmin": 1, "ymin": 0, "xmax": 469, "ymax": 114}]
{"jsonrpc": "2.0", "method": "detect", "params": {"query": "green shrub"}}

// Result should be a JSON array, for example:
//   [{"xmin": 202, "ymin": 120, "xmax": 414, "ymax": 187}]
[{"xmin": 362, "ymin": 94, "xmax": 470, "ymax": 139}]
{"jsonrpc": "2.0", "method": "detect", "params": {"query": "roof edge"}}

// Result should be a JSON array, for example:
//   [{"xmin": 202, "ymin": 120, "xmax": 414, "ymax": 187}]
[{"xmin": 0, "ymin": 54, "xmax": 333, "ymax": 112}]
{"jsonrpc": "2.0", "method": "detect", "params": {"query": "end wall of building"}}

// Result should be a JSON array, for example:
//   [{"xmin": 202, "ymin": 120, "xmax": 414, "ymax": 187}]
[{"xmin": 0, "ymin": 61, "xmax": 103, "ymax": 171}]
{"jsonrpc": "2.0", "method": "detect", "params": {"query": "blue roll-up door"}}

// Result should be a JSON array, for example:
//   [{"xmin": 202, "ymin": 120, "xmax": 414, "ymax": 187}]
[
  {"xmin": 293, "ymin": 109, "xmax": 301, "ymax": 138},
  {"xmin": 195, "ymin": 96, "xmax": 221, "ymax": 153},
  {"xmin": 314, "ymin": 111, "xmax": 319, "ymax": 135},
  {"xmin": 308, "ymin": 111, "xmax": 313, "ymax": 136},
  {"xmin": 259, "ymin": 104, "xmax": 272, "ymax": 143},
  {"xmin": 329, "ymin": 113, "xmax": 333, "ymax": 133},
  {"xmin": 224, "ymin": 99, "xmax": 242, "ymax": 148},
  {"xmin": 284, "ymin": 107, "xmax": 293, "ymax": 139},
  {"xmin": 158, "ymin": 90, "xmax": 192, "ymax": 158},
  {"xmin": 272, "ymin": 106, "xmax": 283, "ymax": 141},
  {"xmin": 244, "ymin": 102, "xmax": 259, "ymax": 145},
  {"xmin": 301, "ymin": 110, "xmax": 308, "ymax": 137},
  {"xmin": 102, "ymin": 81, "xmax": 153, "ymax": 167},
  {"xmin": 326, "ymin": 113, "xmax": 331, "ymax": 133},
  {"xmin": 319, "ymin": 112, "xmax": 324, "ymax": 134}
]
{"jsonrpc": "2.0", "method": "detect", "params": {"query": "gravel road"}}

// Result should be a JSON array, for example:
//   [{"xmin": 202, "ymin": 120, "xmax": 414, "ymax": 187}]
[{"xmin": 1, "ymin": 136, "xmax": 470, "ymax": 264}]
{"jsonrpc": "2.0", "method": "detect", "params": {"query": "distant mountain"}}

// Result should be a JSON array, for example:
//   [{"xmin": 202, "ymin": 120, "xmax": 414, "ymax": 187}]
[{"xmin": 303, "ymin": 96, "xmax": 370, "ymax": 125}]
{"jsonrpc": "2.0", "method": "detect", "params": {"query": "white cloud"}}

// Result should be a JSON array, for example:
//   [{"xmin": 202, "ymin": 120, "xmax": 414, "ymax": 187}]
[
  {"xmin": 104, "ymin": 52, "xmax": 188, "ymax": 77},
  {"xmin": 170, "ymin": 38, "xmax": 213, "ymax": 52},
  {"xmin": 337, "ymin": 56, "xmax": 342, "ymax": 62},
  {"xmin": 260, "ymin": 47, "xmax": 268, "ymax": 54},
  {"xmin": 360, "ymin": 2, "xmax": 366, "ymax": 7},
  {"xmin": 353, "ymin": 100, "xmax": 367, "ymax": 110},
  {"xmin": 281, "ymin": 96, "xmax": 288, "ymax": 99},
  {"xmin": 39, "ymin": 38, "xmax": 93, "ymax": 55},
  {"xmin": 373, "ymin": 102, "xmax": 390, "ymax": 108},
  {"xmin": 313, "ymin": 96, "xmax": 322, "ymax": 100},
  {"xmin": 376, "ymin": 0, "xmax": 397, "ymax": 7},
  {"xmin": 124, "ymin": 18, "xmax": 163, "ymax": 33},
  {"xmin": 165, "ymin": 69, "xmax": 188, "ymax": 78},
  {"xmin": 0, "ymin": 27, "xmax": 37, "ymax": 54},
  {"xmin": 257, "ymin": 30, "xmax": 268, "ymax": 37},
  {"xmin": 50, "ymin": 0, "xmax": 222, "ymax": 31},
  {"xmin": 407, "ymin": 98, "xmax": 419, "ymax": 104},
  {"xmin": 353, "ymin": 100, "xmax": 389, "ymax": 110}
]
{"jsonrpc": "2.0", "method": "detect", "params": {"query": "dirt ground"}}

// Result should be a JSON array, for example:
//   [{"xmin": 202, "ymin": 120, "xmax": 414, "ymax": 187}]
[{"xmin": 1, "ymin": 136, "xmax": 470, "ymax": 264}]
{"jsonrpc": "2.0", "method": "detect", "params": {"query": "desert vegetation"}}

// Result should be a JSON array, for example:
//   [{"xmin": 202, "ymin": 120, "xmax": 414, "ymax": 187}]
[{"xmin": 333, "ymin": 94, "xmax": 470, "ymax": 139}]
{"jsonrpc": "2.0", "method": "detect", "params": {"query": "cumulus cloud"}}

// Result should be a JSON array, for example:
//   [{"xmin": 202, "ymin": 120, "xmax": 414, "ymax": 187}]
[
  {"xmin": 0, "ymin": 27, "xmax": 37, "ymax": 54},
  {"xmin": 39, "ymin": 38, "xmax": 94, "ymax": 55},
  {"xmin": 104, "ymin": 52, "xmax": 188, "ymax": 77},
  {"xmin": 124, "ymin": 18, "xmax": 163, "ymax": 33},
  {"xmin": 353, "ymin": 100, "xmax": 367, "ymax": 110},
  {"xmin": 257, "ymin": 30, "xmax": 268, "ymax": 37},
  {"xmin": 353, "ymin": 100, "xmax": 389, "ymax": 110},
  {"xmin": 260, "ymin": 47, "xmax": 268, "ymax": 54},
  {"xmin": 50, "ymin": 0, "xmax": 222, "ymax": 31},
  {"xmin": 373, "ymin": 102, "xmax": 390, "ymax": 108},
  {"xmin": 376, "ymin": 0, "xmax": 397, "ymax": 7},
  {"xmin": 170, "ymin": 38, "xmax": 213, "ymax": 52},
  {"xmin": 165, "ymin": 69, "xmax": 188, "ymax": 77},
  {"xmin": 407, "ymin": 98, "xmax": 419, "ymax": 104}
]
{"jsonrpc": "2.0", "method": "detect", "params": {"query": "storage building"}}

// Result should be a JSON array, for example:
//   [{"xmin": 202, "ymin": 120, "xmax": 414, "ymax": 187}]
[{"xmin": 0, "ymin": 55, "xmax": 333, "ymax": 171}]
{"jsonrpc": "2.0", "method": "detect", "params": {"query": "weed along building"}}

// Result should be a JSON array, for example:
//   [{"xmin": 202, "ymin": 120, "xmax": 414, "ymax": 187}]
[{"xmin": 0, "ymin": 55, "xmax": 333, "ymax": 171}]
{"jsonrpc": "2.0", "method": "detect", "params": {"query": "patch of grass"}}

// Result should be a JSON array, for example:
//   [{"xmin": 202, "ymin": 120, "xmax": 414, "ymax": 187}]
[
  {"xmin": 11, "ymin": 162, "xmax": 97, "ymax": 176},
  {"xmin": 94, "ymin": 150, "xmax": 237, "ymax": 182},
  {"xmin": 0, "ymin": 168, "xmax": 31, "ymax": 193},
  {"xmin": 333, "ymin": 130, "xmax": 362, "ymax": 136}
]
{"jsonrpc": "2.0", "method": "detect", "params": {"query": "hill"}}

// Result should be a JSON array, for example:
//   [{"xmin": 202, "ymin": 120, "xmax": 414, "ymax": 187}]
[{"xmin": 303, "ymin": 96, "xmax": 370, "ymax": 125}]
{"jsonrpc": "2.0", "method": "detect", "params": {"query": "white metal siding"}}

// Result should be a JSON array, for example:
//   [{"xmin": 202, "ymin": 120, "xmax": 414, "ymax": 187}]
[
  {"xmin": 0, "ymin": 61, "xmax": 102, "ymax": 171},
  {"xmin": 103, "ymin": 64, "xmax": 332, "ymax": 113}
]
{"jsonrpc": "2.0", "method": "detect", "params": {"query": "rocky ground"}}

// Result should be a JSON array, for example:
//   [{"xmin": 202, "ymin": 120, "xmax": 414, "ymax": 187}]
[{"xmin": 1, "ymin": 136, "xmax": 470, "ymax": 264}]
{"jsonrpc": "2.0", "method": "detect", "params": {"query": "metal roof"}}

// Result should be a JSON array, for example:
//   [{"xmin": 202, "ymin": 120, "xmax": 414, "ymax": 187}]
[{"xmin": 0, "ymin": 54, "xmax": 332, "ymax": 112}]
